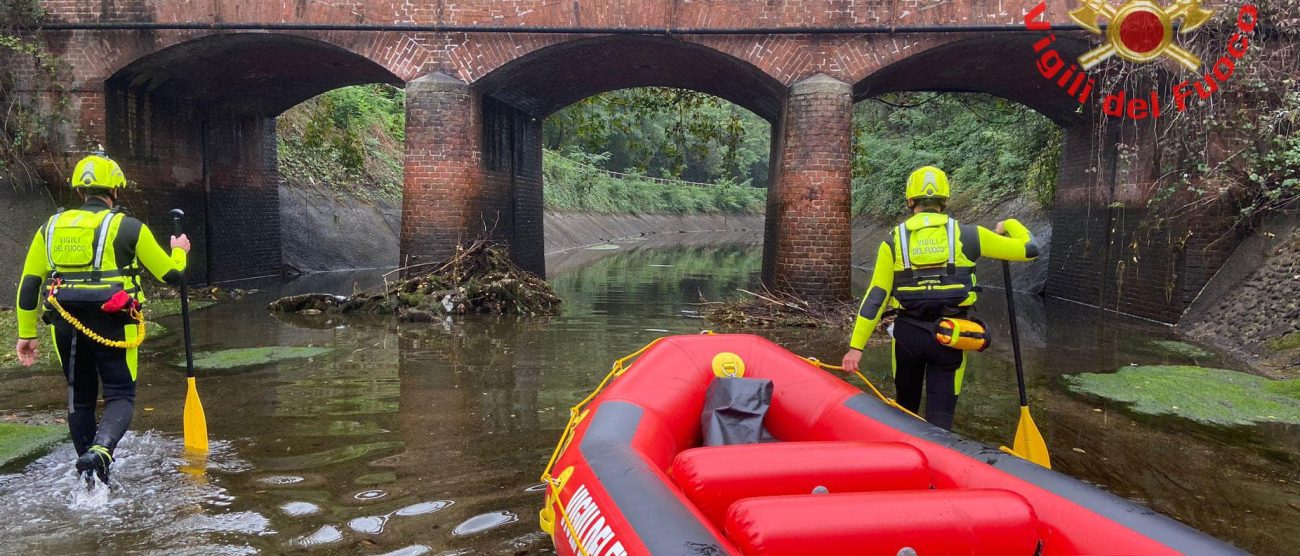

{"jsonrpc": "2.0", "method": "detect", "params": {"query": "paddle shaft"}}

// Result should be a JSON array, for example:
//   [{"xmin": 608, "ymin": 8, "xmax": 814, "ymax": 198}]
[
  {"xmin": 172, "ymin": 214, "xmax": 196, "ymax": 379},
  {"xmin": 1002, "ymin": 261, "xmax": 1028, "ymax": 407}
]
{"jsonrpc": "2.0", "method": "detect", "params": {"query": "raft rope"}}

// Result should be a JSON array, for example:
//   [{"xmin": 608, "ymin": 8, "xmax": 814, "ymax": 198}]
[
  {"xmin": 45, "ymin": 293, "xmax": 146, "ymax": 349},
  {"xmin": 538, "ymin": 334, "xmax": 924, "ymax": 554},
  {"xmin": 540, "ymin": 336, "xmax": 665, "ymax": 556},
  {"xmin": 800, "ymin": 357, "xmax": 925, "ymax": 421},
  {"xmin": 545, "ymin": 476, "xmax": 594, "ymax": 556}
]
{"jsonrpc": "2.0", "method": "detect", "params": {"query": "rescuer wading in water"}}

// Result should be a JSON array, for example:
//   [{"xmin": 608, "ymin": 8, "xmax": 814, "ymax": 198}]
[
  {"xmin": 840, "ymin": 166, "xmax": 1038, "ymax": 431},
  {"xmin": 13, "ymin": 154, "xmax": 190, "ymax": 486}
]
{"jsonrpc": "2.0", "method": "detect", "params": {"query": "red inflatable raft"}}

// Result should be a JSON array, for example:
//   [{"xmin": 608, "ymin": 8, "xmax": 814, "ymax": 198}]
[{"xmin": 538, "ymin": 334, "xmax": 1245, "ymax": 556}]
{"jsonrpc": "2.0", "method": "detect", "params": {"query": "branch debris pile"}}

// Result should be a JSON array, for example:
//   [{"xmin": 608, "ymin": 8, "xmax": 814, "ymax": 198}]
[
  {"xmin": 704, "ymin": 288, "xmax": 883, "ymax": 330},
  {"xmin": 268, "ymin": 241, "xmax": 561, "ymax": 320}
]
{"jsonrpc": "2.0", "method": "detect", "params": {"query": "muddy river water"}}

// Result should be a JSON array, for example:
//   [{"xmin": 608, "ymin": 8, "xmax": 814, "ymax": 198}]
[{"xmin": 0, "ymin": 236, "xmax": 1296, "ymax": 555}]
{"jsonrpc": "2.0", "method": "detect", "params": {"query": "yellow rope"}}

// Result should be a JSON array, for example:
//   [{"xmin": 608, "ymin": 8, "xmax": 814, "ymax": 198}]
[
  {"xmin": 539, "ymin": 337, "xmax": 668, "ymax": 554},
  {"xmin": 541, "ymin": 337, "xmax": 663, "ymax": 482},
  {"xmin": 537, "ymin": 335, "xmax": 925, "ymax": 554},
  {"xmin": 46, "ymin": 294, "xmax": 146, "ymax": 349},
  {"xmin": 545, "ymin": 477, "xmax": 594, "ymax": 556},
  {"xmin": 801, "ymin": 357, "xmax": 926, "ymax": 422}
]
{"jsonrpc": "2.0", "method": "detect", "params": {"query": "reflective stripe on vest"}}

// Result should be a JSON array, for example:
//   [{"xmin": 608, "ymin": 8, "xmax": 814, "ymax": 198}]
[
  {"xmin": 92, "ymin": 211, "xmax": 118, "ymax": 272},
  {"xmin": 46, "ymin": 209, "xmax": 126, "ymax": 281},
  {"xmin": 894, "ymin": 217, "xmax": 974, "ymax": 306},
  {"xmin": 42, "ymin": 210, "xmax": 62, "ymax": 271}
]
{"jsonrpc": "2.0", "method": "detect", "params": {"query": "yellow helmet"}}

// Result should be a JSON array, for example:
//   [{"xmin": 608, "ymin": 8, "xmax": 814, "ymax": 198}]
[
  {"xmin": 905, "ymin": 166, "xmax": 950, "ymax": 201},
  {"xmin": 69, "ymin": 155, "xmax": 127, "ymax": 190}
]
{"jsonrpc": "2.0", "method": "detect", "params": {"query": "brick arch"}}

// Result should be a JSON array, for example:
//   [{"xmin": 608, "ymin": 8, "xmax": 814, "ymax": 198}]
[
  {"xmin": 468, "ymin": 35, "xmax": 787, "ymax": 122},
  {"xmin": 853, "ymin": 34, "xmax": 1095, "ymax": 126},
  {"xmin": 100, "ymin": 33, "xmax": 414, "ymax": 285},
  {"xmin": 105, "ymin": 33, "xmax": 405, "ymax": 117}
]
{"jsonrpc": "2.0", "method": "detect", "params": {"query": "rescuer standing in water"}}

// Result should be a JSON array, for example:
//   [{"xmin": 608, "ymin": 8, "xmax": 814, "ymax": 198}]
[
  {"xmin": 13, "ymin": 153, "xmax": 190, "ymax": 486},
  {"xmin": 840, "ymin": 166, "xmax": 1038, "ymax": 430}
]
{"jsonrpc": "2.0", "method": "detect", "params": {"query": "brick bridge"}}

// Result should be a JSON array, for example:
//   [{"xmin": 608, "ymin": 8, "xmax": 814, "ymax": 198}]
[{"xmin": 19, "ymin": 0, "xmax": 1239, "ymax": 321}]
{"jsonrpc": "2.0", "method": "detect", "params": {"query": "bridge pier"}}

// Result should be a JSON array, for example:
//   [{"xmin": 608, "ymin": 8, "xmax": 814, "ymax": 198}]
[
  {"xmin": 400, "ymin": 73, "xmax": 545, "ymax": 275},
  {"xmin": 763, "ymin": 74, "xmax": 854, "ymax": 301}
]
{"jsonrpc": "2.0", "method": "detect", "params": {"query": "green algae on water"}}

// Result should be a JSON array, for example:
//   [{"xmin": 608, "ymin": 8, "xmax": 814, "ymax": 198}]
[
  {"xmin": 180, "ymin": 346, "xmax": 332, "ymax": 370},
  {"xmin": 1147, "ymin": 340, "xmax": 1214, "ymax": 360},
  {"xmin": 0, "ymin": 423, "xmax": 64, "ymax": 467},
  {"xmin": 1064, "ymin": 365, "xmax": 1300, "ymax": 426}
]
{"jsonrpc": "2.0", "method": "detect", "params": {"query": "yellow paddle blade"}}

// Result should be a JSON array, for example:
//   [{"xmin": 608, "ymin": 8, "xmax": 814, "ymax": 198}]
[
  {"xmin": 183, "ymin": 376, "xmax": 209, "ymax": 453},
  {"xmin": 178, "ymin": 448, "xmax": 208, "ymax": 482},
  {"xmin": 1012, "ymin": 405, "xmax": 1051, "ymax": 469}
]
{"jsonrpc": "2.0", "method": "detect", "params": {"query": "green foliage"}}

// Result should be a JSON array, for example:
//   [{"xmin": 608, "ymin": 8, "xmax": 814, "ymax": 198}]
[
  {"xmin": 276, "ymin": 84, "xmax": 1065, "ymax": 218},
  {"xmin": 1141, "ymin": 0, "xmax": 1299, "ymax": 227},
  {"xmin": 851, "ymin": 93, "xmax": 1062, "ymax": 218},
  {"xmin": 1064, "ymin": 365, "xmax": 1300, "ymax": 426},
  {"xmin": 277, "ymin": 84, "xmax": 405, "ymax": 200},
  {"xmin": 1, "ymin": 1, "xmax": 68, "ymax": 184},
  {"xmin": 543, "ymin": 149, "xmax": 766, "ymax": 214},
  {"xmin": 544, "ymin": 88, "xmax": 771, "ymax": 185}
]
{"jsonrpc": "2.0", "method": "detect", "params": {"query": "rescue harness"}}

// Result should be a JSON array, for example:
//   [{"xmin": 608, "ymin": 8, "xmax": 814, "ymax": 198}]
[
  {"xmin": 43, "ymin": 208, "xmax": 147, "ymax": 349},
  {"xmin": 892, "ymin": 218, "xmax": 989, "ymax": 351}
]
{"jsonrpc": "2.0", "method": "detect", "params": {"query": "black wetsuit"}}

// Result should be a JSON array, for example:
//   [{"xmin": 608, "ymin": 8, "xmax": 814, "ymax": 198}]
[
  {"xmin": 891, "ymin": 315, "xmax": 965, "ymax": 431},
  {"xmin": 51, "ymin": 310, "xmax": 137, "ymax": 455}
]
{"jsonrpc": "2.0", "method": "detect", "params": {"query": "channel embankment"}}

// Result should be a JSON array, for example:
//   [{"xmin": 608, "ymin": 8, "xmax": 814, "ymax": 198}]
[{"xmin": 1180, "ymin": 214, "xmax": 1300, "ymax": 378}]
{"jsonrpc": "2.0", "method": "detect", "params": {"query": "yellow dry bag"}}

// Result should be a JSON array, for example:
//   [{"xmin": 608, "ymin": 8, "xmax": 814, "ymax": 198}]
[{"xmin": 935, "ymin": 318, "xmax": 990, "ymax": 351}]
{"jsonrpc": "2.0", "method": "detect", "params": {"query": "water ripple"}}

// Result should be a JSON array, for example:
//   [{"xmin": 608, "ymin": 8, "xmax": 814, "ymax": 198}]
[
  {"xmin": 394, "ymin": 500, "xmax": 453, "ymax": 516},
  {"xmin": 354, "ymin": 489, "xmax": 388, "ymax": 501},
  {"xmin": 0, "ymin": 432, "xmax": 267, "ymax": 553},
  {"xmin": 347, "ymin": 514, "xmax": 388, "ymax": 535},
  {"xmin": 296, "ymin": 524, "xmax": 343, "ymax": 547},
  {"xmin": 451, "ymin": 511, "xmax": 518, "ymax": 536},
  {"xmin": 279, "ymin": 501, "xmax": 321, "ymax": 517}
]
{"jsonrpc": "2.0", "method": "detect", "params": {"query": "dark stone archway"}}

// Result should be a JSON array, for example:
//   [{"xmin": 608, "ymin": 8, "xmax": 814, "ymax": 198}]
[{"xmin": 104, "ymin": 34, "xmax": 402, "ymax": 283}]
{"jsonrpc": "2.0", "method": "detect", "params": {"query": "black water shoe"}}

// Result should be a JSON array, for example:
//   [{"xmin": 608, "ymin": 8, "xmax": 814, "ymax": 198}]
[{"xmin": 75, "ymin": 445, "xmax": 112, "ymax": 487}]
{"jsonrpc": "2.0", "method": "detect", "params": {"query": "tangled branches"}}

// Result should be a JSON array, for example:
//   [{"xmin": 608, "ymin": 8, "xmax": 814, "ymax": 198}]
[
  {"xmin": 269, "ymin": 240, "xmax": 561, "ymax": 320},
  {"xmin": 702, "ymin": 287, "xmax": 890, "ymax": 332}
]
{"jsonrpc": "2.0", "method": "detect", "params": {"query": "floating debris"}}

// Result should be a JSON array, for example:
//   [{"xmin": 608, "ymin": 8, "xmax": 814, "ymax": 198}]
[{"xmin": 269, "ymin": 241, "xmax": 561, "ymax": 319}]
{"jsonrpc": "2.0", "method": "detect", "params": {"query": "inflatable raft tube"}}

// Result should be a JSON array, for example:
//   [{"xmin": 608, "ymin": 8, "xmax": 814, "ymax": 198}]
[{"xmin": 538, "ymin": 334, "xmax": 1247, "ymax": 556}]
